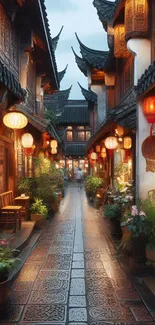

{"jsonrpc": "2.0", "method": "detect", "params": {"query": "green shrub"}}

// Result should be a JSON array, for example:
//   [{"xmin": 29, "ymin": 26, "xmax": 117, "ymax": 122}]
[
  {"xmin": 30, "ymin": 199, "xmax": 48, "ymax": 219},
  {"xmin": 86, "ymin": 176, "xmax": 104, "ymax": 197},
  {"xmin": 104, "ymin": 204, "xmax": 122, "ymax": 219},
  {"xmin": 0, "ymin": 242, "xmax": 19, "ymax": 282}
]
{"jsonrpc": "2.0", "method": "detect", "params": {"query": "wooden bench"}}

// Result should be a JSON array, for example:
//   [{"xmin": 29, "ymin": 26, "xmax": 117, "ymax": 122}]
[{"xmin": 0, "ymin": 191, "xmax": 22, "ymax": 233}]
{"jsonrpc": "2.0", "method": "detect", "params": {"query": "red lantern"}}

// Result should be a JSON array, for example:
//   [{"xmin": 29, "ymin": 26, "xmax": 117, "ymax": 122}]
[
  {"xmin": 143, "ymin": 97, "xmax": 155, "ymax": 141},
  {"xmin": 95, "ymin": 144, "xmax": 101, "ymax": 153}
]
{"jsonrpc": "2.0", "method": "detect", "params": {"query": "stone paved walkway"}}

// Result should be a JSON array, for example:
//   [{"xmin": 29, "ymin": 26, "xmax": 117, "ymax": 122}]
[{"xmin": 0, "ymin": 185, "xmax": 155, "ymax": 324}]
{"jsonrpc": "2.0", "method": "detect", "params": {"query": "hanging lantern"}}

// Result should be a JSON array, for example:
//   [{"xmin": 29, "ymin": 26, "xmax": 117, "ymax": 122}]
[
  {"xmin": 143, "ymin": 97, "xmax": 155, "ymax": 124},
  {"xmin": 125, "ymin": 0, "xmax": 148, "ymax": 40},
  {"xmin": 50, "ymin": 140, "xmax": 58, "ymax": 149},
  {"xmin": 124, "ymin": 136, "xmax": 132, "ymax": 149},
  {"xmin": 91, "ymin": 152, "xmax": 97, "ymax": 160},
  {"xmin": 101, "ymin": 147, "xmax": 107, "ymax": 158},
  {"xmin": 3, "ymin": 111, "xmax": 28, "ymax": 129},
  {"xmin": 21, "ymin": 133, "xmax": 33, "ymax": 148},
  {"xmin": 95, "ymin": 144, "xmax": 101, "ymax": 153},
  {"xmin": 51, "ymin": 148, "xmax": 57, "ymax": 155},
  {"xmin": 105, "ymin": 136, "xmax": 118, "ymax": 150},
  {"xmin": 114, "ymin": 24, "xmax": 129, "ymax": 58},
  {"xmin": 115, "ymin": 125, "xmax": 124, "ymax": 137}
]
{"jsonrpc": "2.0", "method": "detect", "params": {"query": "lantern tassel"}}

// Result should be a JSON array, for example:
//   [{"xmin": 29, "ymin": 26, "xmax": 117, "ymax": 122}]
[{"xmin": 150, "ymin": 124, "xmax": 153, "ymax": 143}]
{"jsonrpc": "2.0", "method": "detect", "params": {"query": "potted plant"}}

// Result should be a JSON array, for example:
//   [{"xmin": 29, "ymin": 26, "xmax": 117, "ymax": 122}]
[
  {"xmin": 104, "ymin": 204, "xmax": 122, "ymax": 236},
  {"xmin": 141, "ymin": 199, "xmax": 155, "ymax": 265},
  {"xmin": 30, "ymin": 198, "xmax": 48, "ymax": 229},
  {"xmin": 0, "ymin": 240, "xmax": 19, "ymax": 304},
  {"xmin": 85, "ymin": 176, "xmax": 104, "ymax": 201}
]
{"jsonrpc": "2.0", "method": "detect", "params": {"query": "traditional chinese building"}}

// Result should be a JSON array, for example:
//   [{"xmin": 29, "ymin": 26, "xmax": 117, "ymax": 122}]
[{"xmin": 0, "ymin": 0, "xmax": 61, "ymax": 192}]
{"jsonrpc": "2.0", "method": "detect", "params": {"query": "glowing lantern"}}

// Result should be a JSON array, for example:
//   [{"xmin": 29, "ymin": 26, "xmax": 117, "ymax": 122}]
[
  {"xmin": 114, "ymin": 24, "xmax": 129, "ymax": 58},
  {"xmin": 51, "ymin": 148, "xmax": 57, "ymax": 155},
  {"xmin": 143, "ymin": 97, "xmax": 155, "ymax": 124},
  {"xmin": 91, "ymin": 152, "xmax": 97, "ymax": 160},
  {"xmin": 50, "ymin": 140, "xmax": 58, "ymax": 149},
  {"xmin": 124, "ymin": 136, "xmax": 132, "ymax": 149},
  {"xmin": 125, "ymin": 0, "xmax": 148, "ymax": 40},
  {"xmin": 105, "ymin": 136, "xmax": 118, "ymax": 150},
  {"xmin": 21, "ymin": 133, "xmax": 33, "ymax": 148},
  {"xmin": 95, "ymin": 145, "xmax": 101, "ymax": 153},
  {"xmin": 101, "ymin": 147, "xmax": 107, "ymax": 158},
  {"xmin": 3, "ymin": 111, "xmax": 28, "ymax": 129}
]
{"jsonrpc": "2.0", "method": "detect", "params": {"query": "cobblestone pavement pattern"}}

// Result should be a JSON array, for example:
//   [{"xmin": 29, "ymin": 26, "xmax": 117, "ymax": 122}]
[{"xmin": 0, "ymin": 185, "xmax": 155, "ymax": 325}]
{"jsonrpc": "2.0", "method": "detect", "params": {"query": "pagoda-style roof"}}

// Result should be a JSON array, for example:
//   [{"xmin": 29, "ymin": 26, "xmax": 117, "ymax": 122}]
[
  {"xmin": 16, "ymin": 104, "xmax": 61, "ymax": 142},
  {"xmin": 93, "ymin": 0, "xmax": 115, "ymax": 31},
  {"xmin": 71, "ymin": 47, "xmax": 87, "ymax": 77},
  {"xmin": 51, "ymin": 26, "xmax": 64, "ymax": 52},
  {"xmin": 44, "ymin": 87, "xmax": 72, "ymax": 116},
  {"xmin": 56, "ymin": 100, "xmax": 89, "ymax": 125},
  {"xmin": 78, "ymin": 83, "xmax": 97, "ymax": 103},
  {"xmin": 138, "ymin": 61, "xmax": 155, "ymax": 96},
  {"xmin": 0, "ymin": 61, "xmax": 26, "ymax": 101},
  {"xmin": 75, "ymin": 33, "xmax": 109, "ymax": 70},
  {"xmin": 66, "ymin": 144, "xmax": 86, "ymax": 156},
  {"xmin": 58, "ymin": 65, "xmax": 68, "ymax": 83}
]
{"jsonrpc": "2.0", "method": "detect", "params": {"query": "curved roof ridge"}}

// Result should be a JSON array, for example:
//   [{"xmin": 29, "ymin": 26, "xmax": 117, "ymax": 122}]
[
  {"xmin": 93, "ymin": 0, "xmax": 115, "ymax": 31},
  {"xmin": 78, "ymin": 82, "xmax": 97, "ymax": 103},
  {"xmin": 51, "ymin": 26, "xmax": 64, "ymax": 52},
  {"xmin": 58, "ymin": 64, "xmax": 68, "ymax": 83},
  {"xmin": 71, "ymin": 47, "xmax": 87, "ymax": 76},
  {"xmin": 75, "ymin": 33, "xmax": 109, "ymax": 69}
]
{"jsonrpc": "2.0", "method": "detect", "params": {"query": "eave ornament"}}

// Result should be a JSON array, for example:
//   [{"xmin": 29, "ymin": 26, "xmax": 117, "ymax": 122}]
[
  {"xmin": 125, "ymin": 0, "xmax": 148, "ymax": 40},
  {"xmin": 114, "ymin": 24, "xmax": 129, "ymax": 58}
]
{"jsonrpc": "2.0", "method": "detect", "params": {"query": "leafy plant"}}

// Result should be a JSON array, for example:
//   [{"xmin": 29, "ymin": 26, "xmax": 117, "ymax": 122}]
[
  {"xmin": 17, "ymin": 177, "xmax": 37, "ymax": 198},
  {"xmin": 104, "ymin": 204, "xmax": 122, "ymax": 219},
  {"xmin": 30, "ymin": 199, "xmax": 48, "ymax": 219},
  {"xmin": 0, "ymin": 240, "xmax": 19, "ymax": 282},
  {"xmin": 85, "ymin": 176, "xmax": 104, "ymax": 197}
]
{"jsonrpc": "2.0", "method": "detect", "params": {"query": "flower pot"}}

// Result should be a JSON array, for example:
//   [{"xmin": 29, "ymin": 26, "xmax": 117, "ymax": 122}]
[
  {"xmin": 146, "ymin": 248, "xmax": 155, "ymax": 266},
  {"xmin": 51, "ymin": 202, "xmax": 59, "ymax": 212},
  {"xmin": 0, "ymin": 278, "xmax": 9, "ymax": 304},
  {"xmin": 30, "ymin": 213, "xmax": 44, "ymax": 229},
  {"xmin": 121, "ymin": 226, "xmax": 131, "ymax": 240},
  {"xmin": 110, "ymin": 217, "xmax": 122, "ymax": 237}
]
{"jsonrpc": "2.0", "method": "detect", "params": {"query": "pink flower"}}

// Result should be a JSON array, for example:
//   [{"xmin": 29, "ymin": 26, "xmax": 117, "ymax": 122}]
[{"xmin": 131, "ymin": 205, "xmax": 138, "ymax": 216}]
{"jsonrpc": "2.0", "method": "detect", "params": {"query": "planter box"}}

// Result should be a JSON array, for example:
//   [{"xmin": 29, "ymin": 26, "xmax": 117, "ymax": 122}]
[
  {"xmin": 30, "ymin": 214, "xmax": 45, "ymax": 230},
  {"xmin": 0, "ymin": 278, "xmax": 9, "ymax": 305}
]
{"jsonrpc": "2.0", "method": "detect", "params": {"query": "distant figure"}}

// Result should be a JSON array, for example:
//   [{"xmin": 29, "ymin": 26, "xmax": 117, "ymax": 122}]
[{"xmin": 76, "ymin": 168, "xmax": 83, "ymax": 188}]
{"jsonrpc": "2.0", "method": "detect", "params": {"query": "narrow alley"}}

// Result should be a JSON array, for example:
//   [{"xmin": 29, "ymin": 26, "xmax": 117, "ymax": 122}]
[{"xmin": 1, "ymin": 185, "xmax": 155, "ymax": 324}]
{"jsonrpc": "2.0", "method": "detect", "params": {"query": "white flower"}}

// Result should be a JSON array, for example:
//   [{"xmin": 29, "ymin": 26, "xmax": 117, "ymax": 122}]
[{"xmin": 139, "ymin": 211, "xmax": 146, "ymax": 217}]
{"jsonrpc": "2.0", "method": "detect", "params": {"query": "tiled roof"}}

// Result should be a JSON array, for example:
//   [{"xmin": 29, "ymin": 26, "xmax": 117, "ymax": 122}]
[
  {"xmin": 137, "ymin": 61, "xmax": 155, "ymax": 95},
  {"xmin": 66, "ymin": 144, "xmax": 86, "ymax": 156},
  {"xmin": 44, "ymin": 87, "xmax": 72, "ymax": 116},
  {"xmin": 0, "ymin": 61, "xmax": 26, "ymax": 101},
  {"xmin": 78, "ymin": 83, "xmax": 97, "ymax": 103},
  {"xmin": 16, "ymin": 104, "xmax": 61, "ymax": 142},
  {"xmin": 51, "ymin": 26, "xmax": 64, "ymax": 52},
  {"xmin": 56, "ymin": 100, "xmax": 89, "ymax": 124},
  {"xmin": 72, "ymin": 47, "xmax": 87, "ymax": 77},
  {"xmin": 75, "ymin": 33, "xmax": 109, "ymax": 70},
  {"xmin": 93, "ymin": 0, "xmax": 115, "ymax": 31},
  {"xmin": 58, "ymin": 65, "xmax": 68, "ymax": 83}
]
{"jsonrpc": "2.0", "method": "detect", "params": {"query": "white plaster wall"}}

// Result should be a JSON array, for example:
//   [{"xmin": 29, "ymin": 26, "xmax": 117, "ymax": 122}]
[
  {"xmin": 91, "ymin": 85, "xmax": 107, "ymax": 126},
  {"xmin": 137, "ymin": 101, "xmax": 155, "ymax": 200},
  {"xmin": 127, "ymin": 39, "xmax": 151, "ymax": 85}
]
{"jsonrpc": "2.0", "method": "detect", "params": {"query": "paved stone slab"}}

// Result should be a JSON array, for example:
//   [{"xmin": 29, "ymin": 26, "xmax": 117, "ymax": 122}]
[
  {"xmin": 71, "ymin": 269, "xmax": 85, "ymax": 278},
  {"xmin": 22, "ymin": 305, "xmax": 66, "ymax": 322},
  {"xmin": 69, "ymin": 308, "xmax": 87, "ymax": 322},
  {"xmin": 87, "ymin": 291, "xmax": 117, "ymax": 306},
  {"xmin": 72, "ymin": 261, "xmax": 84, "ymax": 269},
  {"xmin": 8, "ymin": 290, "xmax": 30, "ymax": 304},
  {"xmin": 0, "ymin": 305, "xmax": 24, "ymax": 322},
  {"xmin": 73, "ymin": 253, "xmax": 84, "ymax": 261},
  {"xmin": 115, "ymin": 288, "xmax": 141, "ymax": 301},
  {"xmin": 33, "ymin": 278, "xmax": 69, "ymax": 291},
  {"xmin": 130, "ymin": 306, "xmax": 154, "ymax": 322},
  {"xmin": 70, "ymin": 278, "xmax": 85, "ymax": 295},
  {"xmin": 29, "ymin": 290, "xmax": 68, "ymax": 304},
  {"xmin": 37, "ymin": 270, "xmax": 70, "ymax": 280},
  {"xmin": 69, "ymin": 295, "xmax": 86, "ymax": 307}
]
